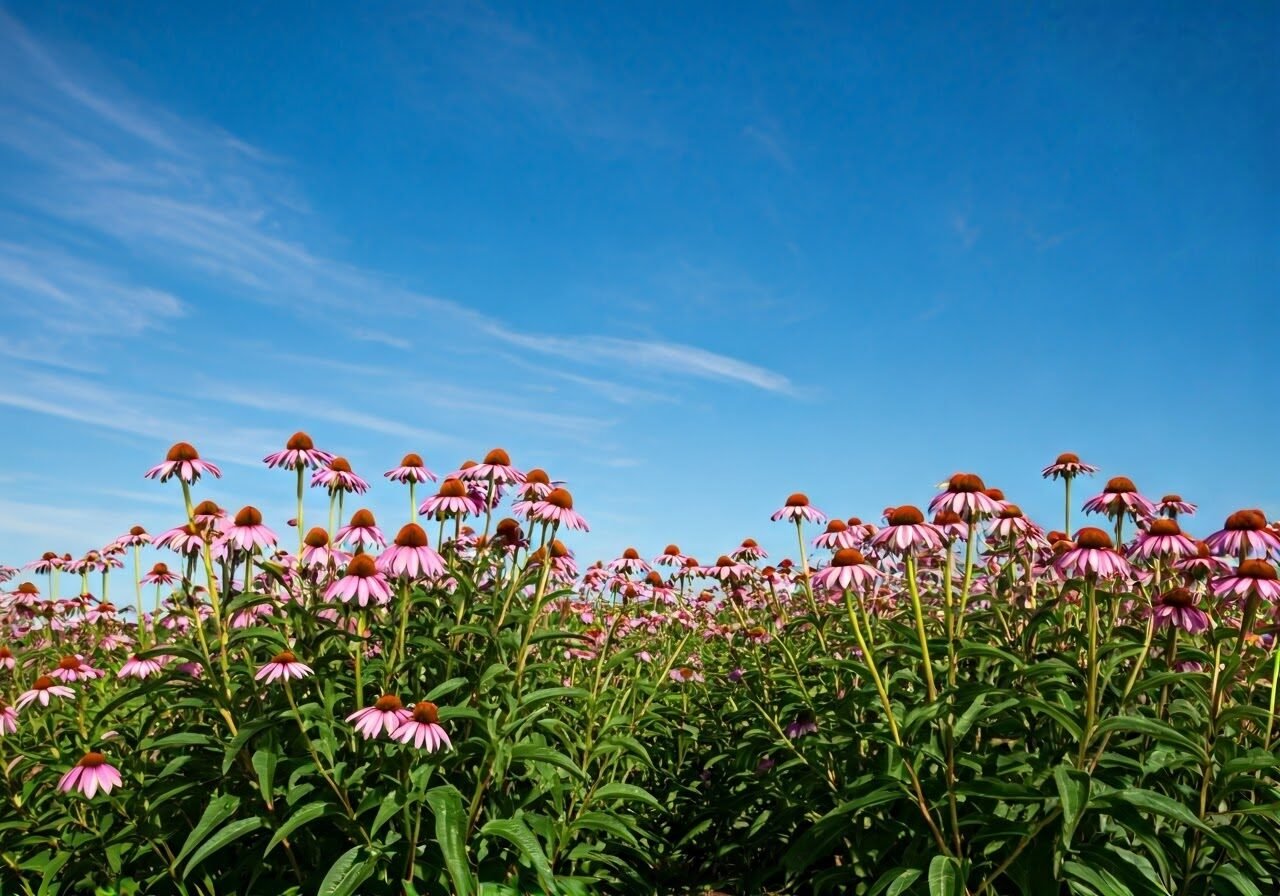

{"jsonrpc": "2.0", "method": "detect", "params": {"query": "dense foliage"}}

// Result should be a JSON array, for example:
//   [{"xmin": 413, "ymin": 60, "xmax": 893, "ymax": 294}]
[{"xmin": 2, "ymin": 440, "xmax": 1278, "ymax": 895}]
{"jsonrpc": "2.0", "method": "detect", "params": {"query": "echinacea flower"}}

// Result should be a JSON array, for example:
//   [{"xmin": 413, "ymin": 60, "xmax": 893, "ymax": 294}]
[
  {"xmin": 311, "ymin": 457, "xmax": 370, "ymax": 495},
  {"xmin": 653, "ymin": 544, "xmax": 690, "ymax": 567},
  {"xmin": 325, "ymin": 554, "xmax": 392, "ymax": 607},
  {"xmin": 418, "ymin": 479, "xmax": 484, "ymax": 519},
  {"xmin": 255, "ymin": 650, "xmax": 313, "ymax": 684},
  {"xmin": 1131, "ymin": 518, "xmax": 1197, "ymax": 561},
  {"xmin": 527, "ymin": 540, "xmax": 579, "ymax": 579},
  {"xmin": 458, "ymin": 448, "xmax": 526, "ymax": 488},
  {"xmin": 1083, "ymin": 477, "xmax": 1156, "ymax": 522},
  {"xmin": 385, "ymin": 453, "xmax": 438, "ymax": 484},
  {"xmin": 1156, "ymin": 494, "xmax": 1197, "ymax": 518},
  {"xmin": 770, "ymin": 493, "xmax": 827, "ymax": 525},
  {"xmin": 58, "ymin": 752, "xmax": 122, "ymax": 799},
  {"xmin": 378, "ymin": 524, "xmax": 445, "ymax": 580},
  {"xmin": 220, "ymin": 507, "xmax": 278, "ymax": 554},
  {"xmin": 16, "ymin": 675, "xmax": 75, "ymax": 709},
  {"xmin": 50, "ymin": 655, "xmax": 104, "ymax": 682},
  {"xmin": 347, "ymin": 694, "xmax": 413, "ymax": 740},
  {"xmin": 701, "ymin": 555, "xmax": 753, "ymax": 582},
  {"xmin": 335, "ymin": 509, "xmax": 386, "ymax": 550},
  {"xmin": 145, "ymin": 442, "xmax": 222, "ymax": 484},
  {"xmin": 813, "ymin": 519, "xmax": 859, "ymax": 551},
  {"xmin": 1150, "ymin": 587, "xmax": 1210, "ymax": 634},
  {"xmin": 153, "ymin": 523, "xmax": 206, "ymax": 556},
  {"xmin": 516, "ymin": 468, "xmax": 555, "ymax": 499},
  {"xmin": 1212, "ymin": 560, "xmax": 1280, "ymax": 604},
  {"xmin": 300, "ymin": 528, "xmax": 348, "ymax": 570},
  {"xmin": 117, "ymin": 655, "xmax": 166, "ymax": 680},
  {"xmin": 811, "ymin": 549, "xmax": 884, "ymax": 593},
  {"xmin": 871, "ymin": 506, "xmax": 944, "ymax": 555},
  {"xmin": 10, "ymin": 581, "xmax": 40, "ymax": 605},
  {"xmin": 1204, "ymin": 510, "xmax": 1280, "ymax": 560},
  {"xmin": 141, "ymin": 562, "xmax": 179, "ymax": 586},
  {"xmin": 528, "ymin": 488, "xmax": 589, "ymax": 532},
  {"xmin": 1054, "ymin": 528, "xmax": 1133, "ymax": 580},
  {"xmin": 929, "ymin": 473, "xmax": 1003, "ymax": 520},
  {"xmin": 732, "ymin": 538, "xmax": 768, "ymax": 562},
  {"xmin": 0, "ymin": 645, "xmax": 13, "ymax": 670},
  {"xmin": 391, "ymin": 701, "xmax": 452, "ymax": 752},
  {"xmin": 607, "ymin": 548, "xmax": 651, "ymax": 575},
  {"xmin": 0, "ymin": 703, "xmax": 16, "ymax": 735},
  {"xmin": 25, "ymin": 553, "xmax": 63, "ymax": 574},
  {"xmin": 669, "ymin": 666, "xmax": 704, "ymax": 684},
  {"xmin": 116, "ymin": 526, "xmax": 151, "ymax": 548},
  {"xmin": 1040, "ymin": 452, "xmax": 1099, "ymax": 480},
  {"xmin": 263, "ymin": 431, "xmax": 334, "ymax": 470}
]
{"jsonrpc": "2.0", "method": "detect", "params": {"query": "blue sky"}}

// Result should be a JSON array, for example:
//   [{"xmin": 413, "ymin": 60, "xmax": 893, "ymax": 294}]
[{"xmin": 0, "ymin": 1, "xmax": 1275, "ymax": 584}]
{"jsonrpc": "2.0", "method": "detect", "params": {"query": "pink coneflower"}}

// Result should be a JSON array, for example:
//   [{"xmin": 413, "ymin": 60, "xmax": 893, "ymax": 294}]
[
  {"xmin": 528, "ymin": 488, "xmax": 589, "ymax": 532},
  {"xmin": 117, "ymin": 655, "xmax": 165, "ymax": 680},
  {"xmin": 516, "ymin": 468, "xmax": 554, "ymax": 500},
  {"xmin": 26, "ymin": 553, "xmax": 63, "ymax": 574},
  {"xmin": 459, "ymin": 448, "xmax": 525, "ymax": 487},
  {"xmin": 220, "ymin": 507, "xmax": 278, "ymax": 554},
  {"xmin": 785, "ymin": 710, "xmax": 819, "ymax": 740},
  {"xmin": 770, "ymin": 493, "xmax": 827, "ymax": 525},
  {"xmin": 669, "ymin": 666, "xmax": 704, "ymax": 684},
  {"xmin": 1054, "ymin": 528, "xmax": 1133, "ymax": 580},
  {"xmin": 1212, "ymin": 560, "xmax": 1280, "ymax": 604},
  {"xmin": 1150, "ymin": 587, "xmax": 1210, "ymax": 634},
  {"xmin": 419, "ymin": 479, "xmax": 484, "ymax": 519},
  {"xmin": 0, "ymin": 646, "xmax": 13, "ymax": 670},
  {"xmin": 1204, "ymin": 510, "xmax": 1280, "ymax": 559},
  {"xmin": 608, "ymin": 547, "xmax": 651, "ymax": 575},
  {"xmin": 335, "ymin": 509, "xmax": 386, "ymax": 550},
  {"xmin": 1132, "ymin": 518, "xmax": 1197, "ymax": 561},
  {"xmin": 116, "ymin": 526, "xmax": 151, "ymax": 548},
  {"xmin": 59, "ymin": 752, "xmax": 122, "ymax": 799},
  {"xmin": 932, "ymin": 510, "xmax": 969, "ymax": 542},
  {"xmin": 378, "ymin": 524, "xmax": 445, "ymax": 579},
  {"xmin": 145, "ymin": 442, "xmax": 222, "ymax": 484},
  {"xmin": 490, "ymin": 518, "xmax": 528, "ymax": 552},
  {"xmin": 653, "ymin": 544, "xmax": 690, "ymax": 567},
  {"xmin": 50, "ymin": 655, "xmax": 104, "ymax": 682},
  {"xmin": 1083, "ymin": 477, "xmax": 1156, "ymax": 522},
  {"xmin": 1156, "ymin": 494, "xmax": 1197, "ymax": 518},
  {"xmin": 141, "ymin": 563, "xmax": 179, "ymax": 586},
  {"xmin": 732, "ymin": 538, "xmax": 768, "ymax": 563},
  {"xmin": 326, "ymin": 554, "xmax": 392, "ymax": 607},
  {"xmin": 871, "ymin": 506, "xmax": 944, "ymax": 555},
  {"xmin": 0, "ymin": 703, "xmax": 16, "ymax": 735},
  {"xmin": 0, "ymin": 565, "xmax": 15, "ymax": 584},
  {"xmin": 347, "ymin": 694, "xmax": 413, "ymax": 740},
  {"xmin": 1041, "ymin": 452, "xmax": 1099, "ymax": 480},
  {"xmin": 153, "ymin": 524, "xmax": 206, "ymax": 556},
  {"xmin": 16, "ymin": 675, "xmax": 75, "ymax": 709},
  {"xmin": 644, "ymin": 570, "xmax": 676, "ymax": 604},
  {"xmin": 263, "ymin": 431, "xmax": 334, "ymax": 470},
  {"xmin": 701, "ymin": 555, "xmax": 753, "ymax": 582},
  {"xmin": 1175, "ymin": 541, "xmax": 1233, "ymax": 581},
  {"xmin": 300, "ymin": 528, "xmax": 347, "ymax": 569},
  {"xmin": 10, "ymin": 581, "xmax": 40, "ymax": 605},
  {"xmin": 985, "ymin": 505, "xmax": 1042, "ymax": 544},
  {"xmin": 66, "ymin": 552, "xmax": 104, "ymax": 576},
  {"xmin": 255, "ymin": 650, "xmax": 313, "ymax": 684},
  {"xmin": 811, "ymin": 549, "xmax": 884, "ymax": 593},
  {"xmin": 528, "ymin": 540, "xmax": 579, "ymax": 579},
  {"xmin": 311, "ymin": 457, "xmax": 370, "ymax": 495},
  {"xmin": 929, "ymin": 473, "xmax": 1003, "ymax": 520},
  {"xmin": 391, "ymin": 701, "xmax": 452, "ymax": 752},
  {"xmin": 385, "ymin": 453, "xmax": 438, "ymax": 484},
  {"xmin": 813, "ymin": 519, "xmax": 859, "ymax": 551},
  {"xmin": 191, "ymin": 500, "xmax": 226, "ymax": 527},
  {"xmin": 84, "ymin": 601, "xmax": 120, "ymax": 625}
]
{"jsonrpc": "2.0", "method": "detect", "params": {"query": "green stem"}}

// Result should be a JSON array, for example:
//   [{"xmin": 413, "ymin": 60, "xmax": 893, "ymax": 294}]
[{"xmin": 904, "ymin": 554, "xmax": 938, "ymax": 701}]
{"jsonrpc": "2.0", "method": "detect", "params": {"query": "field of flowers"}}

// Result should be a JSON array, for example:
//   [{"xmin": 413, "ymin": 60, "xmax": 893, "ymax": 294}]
[{"xmin": 2, "ymin": 434, "xmax": 1279, "ymax": 895}]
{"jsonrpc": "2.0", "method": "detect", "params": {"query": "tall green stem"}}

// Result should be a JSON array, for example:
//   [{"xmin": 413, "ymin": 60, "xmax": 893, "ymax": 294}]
[{"xmin": 904, "ymin": 554, "xmax": 938, "ymax": 701}]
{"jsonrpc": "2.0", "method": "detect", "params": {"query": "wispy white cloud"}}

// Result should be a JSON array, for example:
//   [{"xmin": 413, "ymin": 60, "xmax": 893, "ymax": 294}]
[{"xmin": 351, "ymin": 329, "xmax": 412, "ymax": 351}]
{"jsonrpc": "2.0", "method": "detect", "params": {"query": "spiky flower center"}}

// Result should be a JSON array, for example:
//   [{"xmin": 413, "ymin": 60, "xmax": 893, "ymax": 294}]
[
  {"xmin": 285, "ymin": 432, "xmax": 314, "ymax": 450},
  {"xmin": 483, "ymin": 448, "xmax": 511, "ymax": 466},
  {"xmin": 947, "ymin": 473, "xmax": 985, "ymax": 493},
  {"xmin": 411, "ymin": 702, "xmax": 439, "ymax": 724},
  {"xmin": 934, "ymin": 510, "xmax": 963, "ymax": 526},
  {"xmin": 1104, "ymin": 477, "xmax": 1136, "ymax": 494},
  {"xmin": 545, "ymin": 488, "xmax": 574, "ymax": 510},
  {"xmin": 1225, "ymin": 509, "xmax": 1267, "ymax": 532},
  {"xmin": 304, "ymin": 528, "xmax": 330, "ymax": 548},
  {"xmin": 832, "ymin": 549, "xmax": 867, "ymax": 567},
  {"xmin": 374, "ymin": 694, "xmax": 404, "ymax": 712},
  {"xmin": 329, "ymin": 457, "xmax": 353, "ymax": 473},
  {"xmin": 1159, "ymin": 587, "xmax": 1195, "ymax": 608},
  {"xmin": 129, "ymin": 526, "xmax": 147, "ymax": 537},
  {"xmin": 1161, "ymin": 494, "xmax": 1182, "ymax": 504},
  {"xmin": 400, "ymin": 453, "xmax": 424, "ymax": 467},
  {"xmin": 998, "ymin": 505, "xmax": 1023, "ymax": 519},
  {"xmin": 785, "ymin": 493, "xmax": 810, "ymax": 507},
  {"xmin": 824, "ymin": 519, "xmax": 848, "ymax": 533},
  {"xmin": 525, "ymin": 468, "xmax": 550, "ymax": 485},
  {"xmin": 664, "ymin": 544, "xmax": 681, "ymax": 555},
  {"xmin": 394, "ymin": 524, "xmax": 428, "ymax": 548},
  {"xmin": 1238, "ymin": 560, "xmax": 1277, "ymax": 581},
  {"xmin": 78, "ymin": 752, "xmax": 107, "ymax": 768},
  {"xmin": 645, "ymin": 571, "xmax": 664, "ymax": 587},
  {"xmin": 349, "ymin": 509, "xmax": 376, "ymax": 528},
  {"xmin": 32, "ymin": 675, "xmax": 54, "ymax": 689},
  {"xmin": 166, "ymin": 442, "xmax": 200, "ymax": 462},
  {"xmin": 888, "ymin": 506, "xmax": 925, "ymax": 526},
  {"xmin": 1075, "ymin": 527, "xmax": 1113, "ymax": 550},
  {"xmin": 1148, "ymin": 519, "xmax": 1181, "ymax": 536},
  {"xmin": 270, "ymin": 651, "xmax": 297, "ymax": 665},
  {"xmin": 193, "ymin": 500, "xmax": 221, "ymax": 517},
  {"xmin": 1056, "ymin": 452, "xmax": 1080, "ymax": 464},
  {"xmin": 346, "ymin": 555, "xmax": 378, "ymax": 578},
  {"xmin": 57, "ymin": 656, "xmax": 81, "ymax": 670},
  {"xmin": 438, "ymin": 479, "xmax": 467, "ymax": 498},
  {"xmin": 150, "ymin": 563, "xmax": 170, "ymax": 575},
  {"xmin": 234, "ymin": 506, "xmax": 263, "ymax": 527},
  {"xmin": 716, "ymin": 555, "xmax": 735, "ymax": 567},
  {"xmin": 17, "ymin": 583, "xmax": 38, "ymax": 595},
  {"xmin": 550, "ymin": 540, "xmax": 569, "ymax": 559}
]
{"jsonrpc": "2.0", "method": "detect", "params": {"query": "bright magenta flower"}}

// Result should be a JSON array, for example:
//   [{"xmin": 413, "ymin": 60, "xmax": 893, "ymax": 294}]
[
  {"xmin": 312, "ymin": 457, "xmax": 370, "ymax": 495},
  {"xmin": 0, "ymin": 703, "xmax": 16, "ymax": 735},
  {"xmin": 1082, "ymin": 477, "xmax": 1156, "ymax": 521},
  {"xmin": 263, "ymin": 431, "xmax": 334, "ymax": 470},
  {"xmin": 458, "ymin": 448, "xmax": 525, "ymax": 486},
  {"xmin": 50, "ymin": 656, "xmax": 104, "ymax": 683},
  {"xmin": 117, "ymin": 655, "xmax": 165, "ymax": 680},
  {"xmin": 929, "ymin": 473, "xmax": 1003, "ymax": 520},
  {"xmin": 335, "ymin": 509, "xmax": 386, "ymax": 550},
  {"xmin": 140, "ymin": 562, "xmax": 180, "ymax": 586},
  {"xmin": 418, "ymin": 479, "xmax": 484, "ymax": 519},
  {"xmin": 1131, "ymin": 518, "xmax": 1197, "ymax": 561},
  {"xmin": 1204, "ymin": 510, "xmax": 1280, "ymax": 559},
  {"xmin": 528, "ymin": 488, "xmax": 589, "ymax": 532},
  {"xmin": 1150, "ymin": 588, "xmax": 1210, "ymax": 634},
  {"xmin": 220, "ymin": 507, "xmax": 278, "ymax": 554},
  {"xmin": 812, "ymin": 549, "xmax": 883, "ymax": 593},
  {"xmin": 391, "ymin": 701, "xmax": 452, "ymax": 752},
  {"xmin": 1155, "ymin": 494, "xmax": 1197, "ymax": 518},
  {"xmin": 1212, "ymin": 560, "xmax": 1280, "ymax": 604},
  {"xmin": 1054, "ymin": 528, "xmax": 1133, "ymax": 580},
  {"xmin": 58, "ymin": 752, "xmax": 122, "ymax": 799},
  {"xmin": 377, "ymin": 525, "xmax": 445, "ymax": 580},
  {"xmin": 871, "ymin": 506, "xmax": 943, "ymax": 555},
  {"xmin": 145, "ymin": 442, "xmax": 222, "ymax": 484},
  {"xmin": 326, "ymin": 555, "xmax": 392, "ymax": 607},
  {"xmin": 1040, "ymin": 452, "xmax": 1099, "ymax": 480}
]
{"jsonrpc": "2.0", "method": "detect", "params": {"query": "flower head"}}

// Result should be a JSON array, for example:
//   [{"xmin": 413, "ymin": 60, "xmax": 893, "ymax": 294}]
[
  {"xmin": 871, "ymin": 506, "xmax": 944, "ymax": 555},
  {"xmin": 528, "ymin": 488, "xmax": 589, "ymax": 532},
  {"xmin": 418, "ymin": 478, "xmax": 484, "ymax": 519},
  {"xmin": 1041, "ymin": 452, "xmax": 1099, "ymax": 481},
  {"xmin": 58, "ymin": 752, "xmax": 122, "ymax": 799},
  {"xmin": 145, "ymin": 442, "xmax": 222, "ymax": 484},
  {"xmin": 1156, "ymin": 494, "xmax": 1197, "ymax": 518},
  {"xmin": 929, "ymin": 473, "xmax": 1002, "ymax": 520},
  {"xmin": 1151, "ymin": 587, "xmax": 1210, "ymax": 634},
  {"xmin": 385, "ymin": 453, "xmax": 438, "ymax": 485},
  {"xmin": 1204, "ymin": 510, "xmax": 1280, "ymax": 559},
  {"xmin": 812, "ymin": 548, "xmax": 883, "ymax": 593},
  {"xmin": 50, "ymin": 655, "xmax": 104, "ymax": 682},
  {"xmin": 312, "ymin": 457, "xmax": 370, "ymax": 495},
  {"xmin": 325, "ymin": 554, "xmax": 392, "ymax": 607},
  {"xmin": 255, "ymin": 650, "xmax": 313, "ymax": 684},
  {"xmin": 263, "ymin": 432, "xmax": 334, "ymax": 471},
  {"xmin": 1212, "ymin": 560, "xmax": 1280, "ymax": 604},
  {"xmin": 335, "ymin": 509, "xmax": 386, "ymax": 549},
  {"xmin": 220, "ymin": 506, "xmax": 278, "ymax": 554},
  {"xmin": 16, "ymin": 675, "xmax": 75, "ymax": 709},
  {"xmin": 1131, "ymin": 518, "xmax": 1197, "ymax": 561},
  {"xmin": 771, "ymin": 493, "xmax": 827, "ymax": 525},
  {"xmin": 0, "ymin": 703, "xmax": 16, "ymax": 735},
  {"xmin": 347, "ymin": 694, "xmax": 412, "ymax": 740},
  {"xmin": 458, "ymin": 448, "xmax": 525, "ymax": 486},
  {"xmin": 1082, "ymin": 477, "xmax": 1155, "ymax": 522},
  {"xmin": 1054, "ymin": 527, "xmax": 1133, "ymax": 580},
  {"xmin": 391, "ymin": 701, "xmax": 452, "ymax": 752},
  {"xmin": 378, "ymin": 525, "xmax": 445, "ymax": 580}
]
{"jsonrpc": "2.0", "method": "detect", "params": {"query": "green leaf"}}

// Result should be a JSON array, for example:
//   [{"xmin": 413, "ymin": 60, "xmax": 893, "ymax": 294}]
[
  {"xmin": 174, "ymin": 794, "xmax": 240, "ymax": 866},
  {"xmin": 1092, "ymin": 716, "xmax": 1207, "ymax": 763},
  {"xmin": 264, "ymin": 802, "xmax": 330, "ymax": 856},
  {"xmin": 252, "ymin": 749, "xmax": 277, "ymax": 802},
  {"xmin": 928, "ymin": 855, "xmax": 963, "ymax": 896},
  {"xmin": 182, "ymin": 817, "xmax": 264, "ymax": 878},
  {"xmin": 885, "ymin": 869, "xmax": 923, "ymax": 896},
  {"xmin": 425, "ymin": 676, "xmax": 469, "ymax": 702},
  {"xmin": 510, "ymin": 743, "xmax": 589, "ymax": 782},
  {"xmin": 590, "ymin": 782, "xmax": 662, "ymax": 811},
  {"xmin": 1091, "ymin": 788, "xmax": 1209, "ymax": 832},
  {"xmin": 479, "ymin": 817, "xmax": 557, "ymax": 894},
  {"xmin": 1212, "ymin": 865, "xmax": 1264, "ymax": 896},
  {"xmin": 425, "ymin": 785, "xmax": 474, "ymax": 896},
  {"xmin": 1055, "ymin": 766, "xmax": 1091, "ymax": 848},
  {"xmin": 316, "ymin": 846, "xmax": 376, "ymax": 896}
]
